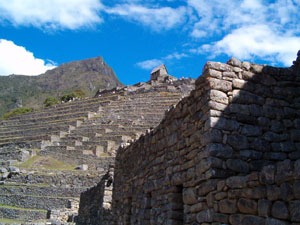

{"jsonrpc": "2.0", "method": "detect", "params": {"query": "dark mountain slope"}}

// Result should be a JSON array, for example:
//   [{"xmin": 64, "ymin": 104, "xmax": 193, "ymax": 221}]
[{"xmin": 0, "ymin": 57, "xmax": 124, "ymax": 116}]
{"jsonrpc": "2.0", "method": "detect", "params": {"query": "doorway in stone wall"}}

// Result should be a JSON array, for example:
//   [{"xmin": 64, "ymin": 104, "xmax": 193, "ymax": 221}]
[{"xmin": 168, "ymin": 185, "xmax": 184, "ymax": 223}]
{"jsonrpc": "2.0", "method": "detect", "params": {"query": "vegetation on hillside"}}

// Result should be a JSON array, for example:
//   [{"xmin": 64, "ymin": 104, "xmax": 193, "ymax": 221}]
[
  {"xmin": 60, "ymin": 89, "xmax": 85, "ymax": 102},
  {"xmin": 0, "ymin": 57, "xmax": 124, "ymax": 117},
  {"xmin": 43, "ymin": 97, "xmax": 59, "ymax": 107},
  {"xmin": 2, "ymin": 107, "xmax": 33, "ymax": 119},
  {"xmin": 19, "ymin": 156, "xmax": 75, "ymax": 170}
]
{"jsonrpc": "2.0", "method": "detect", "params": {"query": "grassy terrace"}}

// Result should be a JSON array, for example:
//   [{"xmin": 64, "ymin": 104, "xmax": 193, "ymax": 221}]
[
  {"xmin": 0, "ymin": 205, "xmax": 47, "ymax": 212},
  {"xmin": 1, "ymin": 111, "xmax": 89, "ymax": 124},
  {"xmin": 1, "ymin": 94, "xmax": 119, "ymax": 121},
  {"xmin": 0, "ymin": 218, "xmax": 26, "ymax": 224},
  {"xmin": 0, "ymin": 117, "xmax": 84, "ymax": 130},
  {"xmin": 0, "ymin": 194, "xmax": 79, "ymax": 200},
  {"xmin": 18, "ymin": 156, "xmax": 75, "ymax": 170}
]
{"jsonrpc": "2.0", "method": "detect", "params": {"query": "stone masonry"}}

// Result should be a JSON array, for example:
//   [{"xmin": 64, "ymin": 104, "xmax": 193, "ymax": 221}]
[{"xmin": 108, "ymin": 51, "xmax": 300, "ymax": 224}]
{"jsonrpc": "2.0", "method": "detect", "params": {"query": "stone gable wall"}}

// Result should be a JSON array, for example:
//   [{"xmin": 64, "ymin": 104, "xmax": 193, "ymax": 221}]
[{"xmin": 111, "ymin": 53, "xmax": 300, "ymax": 224}]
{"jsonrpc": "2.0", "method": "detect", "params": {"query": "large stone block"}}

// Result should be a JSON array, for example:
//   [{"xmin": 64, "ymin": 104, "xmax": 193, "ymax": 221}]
[
  {"xmin": 182, "ymin": 188, "xmax": 197, "ymax": 205},
  {"xmin": 271, "ymin": 201, "xmax": 289, "ymax": 220},
  {"xmin": 197, "ymin": 179, "xmax": 218, "ymax": 196},
  {"xmin": 205, "ymin": 143, "xmax": 233, "ymax": 159},
  {"xmin": 289, "ymin": 200, "xmax": 300, "ymax": 222},
  {"xmin": 232, "ymin": 89, "xmax": 265, "ymax": 105},
  {"xmin": 227, "ymin": 135, "xmax": 249, "ymax": 150},
  {"xmin": 226, "ymin": 176, "xmax": 247, "ymax": 188},
  {"xmin": 258, "ymin": 199, "xmax": 271, "ymax": 217},
  {"xmin": 237, "ymin": 198, "xmax": 257, "ymax": 214},
  {"xmin": 219, "ymin": 199, "xmax": 237, "ymax": 213},
  {"xmin": 196, "ymin": 208, "xmax": 214, "ymax": 223},
  {"xmin": 208, "ymin": 78, "xmax": 232, "ymax": 92},
  {"xmin": 226, "ymin": 159, "xmax": 249, "ymax": 173}
]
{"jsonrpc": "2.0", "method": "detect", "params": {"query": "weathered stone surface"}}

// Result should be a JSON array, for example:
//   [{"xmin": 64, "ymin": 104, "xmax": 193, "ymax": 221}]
[
  {"xmin": 196, "ymin": 209, "xmax": 214, "ymax": 223},
  {"xmin": 197, "ymin": 179, "xmax": 218, "ymax": 196},
  {"xmin": 190, "ymin": 202, "xmax": 207, "ymax": 213},
  {"xmin": 237, "ymin": 198, "xmax": 257, "ymax": 214},
  {"xmin": 183, "ymin": 188, "xmax": 197, "ymax": 205},
  {"xmin": 201, "ymin": 129, "xmax": 223, "ymax": 145},
  {"xmin": 232, "ymin": 89, "xmax": 265, "ymax": 105},
  {"xmin": 219, "ymin": 199, "xmax": 237, "ymax": 213},
  {"xmin": 265, "ymin": 218, "xmax": 289, "ymax": 225},
  {"xmin": 226, "ymin": 176, "xmax": 247, "ymax": 188},
  {"xmin": 208, "ymin": 78, "xmax": 232, "ymax": 92},
  {"xmin": 258, "ymin": 199, "xmax": 271, "ymax": 217},
  {"xmin": 241, "ymin": 125, "xmax": 262, "ymax": 136},
  {"xmin": 205, "ymin": 143, "xmax": 233, "ymax": 159},
  {"xmin": 242, "ymin": 215, "xmax": 265, "ymax": 225},
  {"xmin": 280, "ymin": 182, "xmax": 293, "ymax": 201},
  {"xmin": 267, "ymin": 185, "xmax": 281, "ymax": 201},
  {"xmin": 226, "ymin": 159, "xmax": 249, "ymax": 173},
  {"xmin": 260, "ymin": 165, "xmax": 275, "ymax": 184},
  {"xmin": 227, "ymin": 135, "xmax": 249, "ymax": 150},
  {"xmin": 205, "ymin": 117, "xmax": 239, "ymax": 131},
  {"xmin": 271, "ymin": 201, "xmax": 289, "ymax": 220},
  {"xmin": 227, "ymin": 57, "xmax": 242, "ymax": 67},
  {"xmin": 289, "ymin": 200, "xmax": 300, "ymax": 222}
]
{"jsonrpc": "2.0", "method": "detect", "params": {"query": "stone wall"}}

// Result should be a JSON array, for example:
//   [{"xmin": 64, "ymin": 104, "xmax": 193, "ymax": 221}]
[
  {"xmin": 110, "ymin": 52, "xmax": 300, "ymax": 224},
  {"xmin": 77, "ymin": 167, "xmax": 114, "ymax": 225}
]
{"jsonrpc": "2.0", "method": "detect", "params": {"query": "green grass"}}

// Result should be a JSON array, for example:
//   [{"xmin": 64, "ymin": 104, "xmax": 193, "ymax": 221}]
[
  {"xmin": 18, "ymin": 156, "xmax": 75, "ymax": 170},
  {"xmin": 0, "ymin": 183, "xmax": 50, "ymax": 188},
  {"xmin": 0, "ymin": 204, "xmax": 47, "ymax": 212},
  {"xmin": 0, "ymin": 218, "xmax": 25, "ymax": 224}
]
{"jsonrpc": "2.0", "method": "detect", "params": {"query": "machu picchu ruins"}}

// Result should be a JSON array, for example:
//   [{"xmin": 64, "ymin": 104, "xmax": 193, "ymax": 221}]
[{"xmin": 1, "ymin": 51, "xmax": 300, "ymax": 225}]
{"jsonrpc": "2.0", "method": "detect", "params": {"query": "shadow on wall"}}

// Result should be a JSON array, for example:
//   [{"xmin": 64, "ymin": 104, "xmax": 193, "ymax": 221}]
[
  {"xmin": 80, "ymin": 51, "xmax": 300, "ymax": 225},
  {"xmin": 76, "ymin": 167, "xmax": 114, "ymax": 225}
]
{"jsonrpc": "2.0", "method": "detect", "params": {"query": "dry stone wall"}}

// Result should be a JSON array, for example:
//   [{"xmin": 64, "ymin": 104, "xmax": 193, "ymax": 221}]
[
  {"xmin": 77, "ymin": 167, "xmax": 114, "ymax": 225},
  {"xmin": 111, "ymin": 52, "xmax": 300, "ymax": 224}
]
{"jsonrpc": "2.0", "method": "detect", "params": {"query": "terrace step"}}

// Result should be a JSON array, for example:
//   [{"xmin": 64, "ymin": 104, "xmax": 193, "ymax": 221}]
[
  {"xmin": 0, "ymin": 205, "xmax": 48, "ymax": 222},
  {"xmin": 0, "ymin": 194, "xmax": 76, "ymax": 210}
]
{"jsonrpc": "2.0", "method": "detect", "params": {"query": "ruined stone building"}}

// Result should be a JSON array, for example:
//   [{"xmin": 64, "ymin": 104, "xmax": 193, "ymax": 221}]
[
  {"xmin": 78, "ymin": 52, "xmax": 300, "ymax": 224},
  {"xmin": 0, "ymin": 63, "xmax": 194, "ymax": 223}
]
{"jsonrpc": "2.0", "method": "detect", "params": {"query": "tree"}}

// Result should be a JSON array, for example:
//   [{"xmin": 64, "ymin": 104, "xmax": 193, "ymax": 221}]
[
  {"xmin": 60, "ymin": 90, "xmax": 85, "ymax": 102},
  {"xmin": 43, "ymin": 97, "xmax": 59, "ymax": 107}
]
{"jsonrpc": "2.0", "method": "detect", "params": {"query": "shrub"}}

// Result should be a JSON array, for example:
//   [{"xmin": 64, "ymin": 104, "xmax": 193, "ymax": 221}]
[
  {"xmin": 72, "ymin": 89, "xmax": 85, "ymax": 98},
  {"xmin": 2, "ymin": 107, "xmax": 33, "ymax": 119},
  {"xmin": 60, "ymin": 89, "xmax": 85, "ymax": 102},
  {"xmin": 43, "ymin": 97, "xmax": 59, "ymax": 107}
]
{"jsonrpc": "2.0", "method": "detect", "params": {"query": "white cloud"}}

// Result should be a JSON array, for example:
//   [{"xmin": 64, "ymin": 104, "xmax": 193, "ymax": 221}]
[
  {"xmin": 105, "ymin": 4, "xmax": 187, "ymax": 31},
  {"xmin": 0, "ymin": 0, "xmax": 104, "ymax": 30},
  {"xmin": 200, "ymin": 25, "xmax": 300, "ymax": 66},
  {"xmin": 0, "ymin": 39, "xmax": 56, "ymax": 76},
  {"xmin": 187, "ymin": 0, "xmax": 300, "ymax": 66},
  {"xmin": 136, "ymin": 52, "xmax": 189, "ymax": 70},
  {"xmin": 136, "ymin": 59, "xmax": 163, "ymax": 70},
  {"xmin": 165, "ymin": 52, "xmax": 188, "ymax": 60}
]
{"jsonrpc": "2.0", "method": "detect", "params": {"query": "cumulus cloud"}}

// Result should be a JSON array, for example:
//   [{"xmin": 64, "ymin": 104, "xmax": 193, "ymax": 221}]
[
  {"xmin": 0, "ymin": 0, "xmax": 104, "ymax": 30},
  {"xmin": 188, "ymin": 0, "xmax": 300, "ymax": 66},
  {"xmin": 105, "ymin": 4, "xmax": 187, "ymax": 31},
  {"xmin": 0, "ymin": 39, "xmax": 56, "ymax": 76},
  {"xmin": 200, "ymin": 25, "xmax": 300, "ymax": 66}
]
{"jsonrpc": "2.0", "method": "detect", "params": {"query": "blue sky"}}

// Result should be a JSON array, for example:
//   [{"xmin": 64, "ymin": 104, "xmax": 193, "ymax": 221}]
[{"xmin": 0, "ymin": 0, "xmax": 299, "ymax": 85}]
